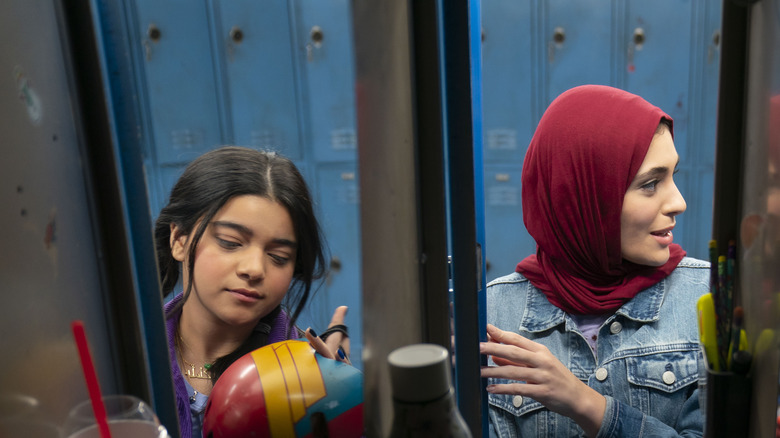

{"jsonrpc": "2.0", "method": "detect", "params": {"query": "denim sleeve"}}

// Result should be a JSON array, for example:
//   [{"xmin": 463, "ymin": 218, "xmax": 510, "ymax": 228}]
[{"xmin": 596, "ymin": 389, "xmax": 703, "ymax": 438}]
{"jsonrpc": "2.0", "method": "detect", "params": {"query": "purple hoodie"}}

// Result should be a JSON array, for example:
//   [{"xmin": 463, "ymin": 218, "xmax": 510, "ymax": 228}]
[{"xmin": 164, "ymin": 293, "xmax": 297, "ymax": 438}]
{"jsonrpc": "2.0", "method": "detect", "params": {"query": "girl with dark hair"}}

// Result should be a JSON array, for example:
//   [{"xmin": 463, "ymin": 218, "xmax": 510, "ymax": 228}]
[
  {"xmin": 155, "ymin": 146, "xmax": 349, "ymax": 438},
  {"xmin": 480, "ymin": 85, "xmax": 708, "ymax": 437}
]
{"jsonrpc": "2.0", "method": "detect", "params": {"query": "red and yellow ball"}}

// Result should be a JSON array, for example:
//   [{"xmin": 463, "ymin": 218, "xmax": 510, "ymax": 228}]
[{"xmin": 203, "ymin": 340, "xmax": 363, "ymax": 437}]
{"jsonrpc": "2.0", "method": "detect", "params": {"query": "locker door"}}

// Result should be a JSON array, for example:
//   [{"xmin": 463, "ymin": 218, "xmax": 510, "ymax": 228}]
[
  {"xmin": 213, "ymin": 0, "xmax": 303, "ymax": 160},
  {"xmin": 699, "ymin": 2, "xmax": 722, "ymax": 172},
  {"xmin": 481, "ymin": 1, "xmax": 535, "ymax": 282},
  {"xmin": 624, "ymin": 0, "xmax": 698, "ymax": 257},
  {"xmin": 131, "ymin": 0, "xmax": 222, "ymax": 166},
  {"xmin": 483, "ymin": 166, "xmax": 536, "ymax": 281},
  {"xmin": 292, "ymin": 0, "xmax": 358, "ymax": 162},
  {"xmin": 625, "ymin": 0, "xmax": 713, "ymax": 261},
  {"xmin": 301, "ymin": 164, "xmax": 362, "ymax": 369},
  {"xmin": 481, "ymin": 0, "xmax": 534, "ymax": 165},
  {"xmin": 544, "ymin": 0, "xmax": 613, "ymax": 105},
  {"xmin": 624, "ymin": 0, "xmax": 693, "ymax": 156}
]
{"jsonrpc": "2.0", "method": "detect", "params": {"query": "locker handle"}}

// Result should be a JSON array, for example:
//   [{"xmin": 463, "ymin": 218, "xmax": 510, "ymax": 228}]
[
  {"xmin": 307, "ymin": 26, "xmax": 325, "ymax": 61},
  {"xmin": 310, "ymin": 26, "xmax": 324, "ymax": 47},
  {"xmin": 144, "ymin": 24, "xmax": 161, "ymax": 60},
  {"xmin": 147, "ymin": 24, "xmax": 161, "ymax": 42},
  {"xmin": 627, "ymin": 28, "xmax": 645, "ymax": 71},
  {"xmin": 633, "ymin": 28, "xmax": 645, "ymax": 48},
  {"xmin": 552, "ymin": 27, "xmax": 565, "ymax": 44},
  {"xmin": 549, "ymin": 27, "xmax": 565, "ymax": 62},
  {"xmin": 230, "ymin": 26, "xmax": 244, "ymax": 43},
  {"xmin": 329, "ymin": 256, "xmax": 342, "ymax": 272}
]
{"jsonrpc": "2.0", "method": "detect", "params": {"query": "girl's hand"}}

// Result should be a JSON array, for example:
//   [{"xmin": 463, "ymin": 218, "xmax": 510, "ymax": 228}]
[
  {"xmin": 305, "ymin": 306, "xmax": 351, "ymax": 365},
  {"xmin": 480, "ymin": 324, "xmax": 605, "ymax": 437}
]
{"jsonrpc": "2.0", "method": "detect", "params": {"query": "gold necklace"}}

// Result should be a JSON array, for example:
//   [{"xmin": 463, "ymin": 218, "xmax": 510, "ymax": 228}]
[
  {"xmin": 180, "ymin": 356, "xmax": 213, "ymax": 380},
  {"xmin": 176, "ymin": 332, "xmax": 213, "ymax": 380}
]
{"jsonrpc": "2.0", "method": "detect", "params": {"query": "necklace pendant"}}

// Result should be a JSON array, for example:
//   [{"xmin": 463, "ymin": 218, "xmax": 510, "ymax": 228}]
[{"xmin": 184, "ymin": 365, "xmax": 211, "ymax": 380}]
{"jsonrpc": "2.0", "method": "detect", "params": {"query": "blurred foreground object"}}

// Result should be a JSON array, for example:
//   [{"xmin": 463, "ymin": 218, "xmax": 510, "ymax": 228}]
[{"xmin": 388, "ymin": 344, "xmax": 472, "ymax": 437}]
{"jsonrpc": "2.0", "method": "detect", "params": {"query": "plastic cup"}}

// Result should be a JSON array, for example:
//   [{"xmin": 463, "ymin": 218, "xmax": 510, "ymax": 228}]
[
  {"xmin": 63, "ymin": 395, "xmax": 169, "ymax": 438},
  {"xmin": 67, "ymin": 420, "xmax": 164, "ymax": 438}
]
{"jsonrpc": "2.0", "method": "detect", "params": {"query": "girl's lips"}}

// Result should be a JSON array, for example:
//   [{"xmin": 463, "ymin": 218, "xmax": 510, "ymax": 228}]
[
  {"xmin": 229, "ymin": 289, "xmax": 261, "ymax": 302},
  {"xmin": 651, "ymin": 229, "xmax": 674, "ymax": 246}
]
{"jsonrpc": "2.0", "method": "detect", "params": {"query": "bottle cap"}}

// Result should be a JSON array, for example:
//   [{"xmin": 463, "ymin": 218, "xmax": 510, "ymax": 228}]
[{"xmin": 387, "ymin": 343, "xmax": 451, "ymax": 403}]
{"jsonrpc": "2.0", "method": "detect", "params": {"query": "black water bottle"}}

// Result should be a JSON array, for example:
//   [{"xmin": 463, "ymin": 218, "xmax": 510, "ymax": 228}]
[{"xmin": 387, "ymin": 344, "xmax": 472, "ymax": 438}]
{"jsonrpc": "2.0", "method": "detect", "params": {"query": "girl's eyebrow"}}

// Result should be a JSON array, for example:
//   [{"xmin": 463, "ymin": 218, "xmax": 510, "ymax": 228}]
[
  {"xmin": 635, "ymin": 166, "xmax": 669, "ymax": 181},
  {"xmin": 212, "ymin": 220, "xmax": 252, "ymax": 235},
  {"xmin": 634, "ymin": 158, "xmax": 680, "ymax": 182},
  {"xmin": 211, "ymin": 220, "xmax": 298, "ymax": 248}
]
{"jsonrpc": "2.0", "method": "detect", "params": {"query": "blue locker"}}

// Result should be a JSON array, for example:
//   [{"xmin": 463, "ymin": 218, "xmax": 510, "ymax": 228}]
[
  {"xmin": 157, "ymin": 165, "xmax": 188, "ymax": 211},
  {"xmin": 291, "ymin": 0, "xmax": 358, "ymax": 162},
  {"xmin": 297, "ymin": 163, "xmax": 362, "ymax": 370},
  {"xmin": 130, "ymin": 0, "xmax": 222, "ymax": 166},
  {"xmin": 212, "ymin": 0, "xmax": 303, "ymax": 160},
  {"xmin": 543, "ymin": 0, "xmax": 613, "ymax": 104},
  {"xmin": 624, "ymin": 0, "xmax": 693, "ymax": 158},
  {"xmin": 481, "ymin": 0, "xmax": 534, "ymax": 165},
  {"xmin": 623, "ymin": 0, "xmax": 705, "ymax": 259},
  {"xmin": 699, "ymin": 1, "xmax": 722, "ymax": 173},
  {"xmin": 481, "ymin": 1, "xmax": 534, "ymax": 280},
  {"xmin": 671, "ymin": 171, "xmax": 693, "ymax": 257},
  {"xmin": 483, "ymin": 166, "xmax": 537, "ymax": 281},
  {"xmin": 625, "ymin": 0, "xmax": 718, "ymax": 261},
  {"xmin": 692, "ymin": 2, "xmax": 722, "ymax": 260},
  {"xmin": 691, "ymin": 167, "xmax": 715, "ymax": 260}
]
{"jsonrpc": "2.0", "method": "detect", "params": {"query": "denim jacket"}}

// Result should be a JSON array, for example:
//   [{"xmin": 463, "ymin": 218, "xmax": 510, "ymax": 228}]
[{"xmin": 486, "ymin": 257, "xmax": 709, "ymax": 437}]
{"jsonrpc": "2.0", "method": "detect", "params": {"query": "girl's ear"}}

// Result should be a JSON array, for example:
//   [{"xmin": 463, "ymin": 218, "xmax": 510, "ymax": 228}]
[{"xmin": 170, "ymin": 223, "xmax": 188, "ymax": 262}]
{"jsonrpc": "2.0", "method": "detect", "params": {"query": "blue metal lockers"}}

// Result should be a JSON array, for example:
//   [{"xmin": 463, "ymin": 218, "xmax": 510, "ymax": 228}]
[
  {"xmin": 95, "ymin": 0, "xmax": 721, "ymax": 393},
  {"xmin": 214, "ymin": 0, "xmax": 303, "ymax": 160},
  {"xmin": 130, "ymin": 0, "xmax": 223, "ymax": 167},
  {"xmin": 307, "ymin": 163, "xmax": 362, "ymax": 367},
  {"xmin": 292, "ymin": 0, "xmax": 358, "ymax": 163}
]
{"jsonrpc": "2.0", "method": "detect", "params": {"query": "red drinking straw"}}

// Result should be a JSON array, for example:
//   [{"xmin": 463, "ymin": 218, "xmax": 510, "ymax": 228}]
[{"xmin": 71, "ymin": 320, "xmax": 112, "ymax": 438}]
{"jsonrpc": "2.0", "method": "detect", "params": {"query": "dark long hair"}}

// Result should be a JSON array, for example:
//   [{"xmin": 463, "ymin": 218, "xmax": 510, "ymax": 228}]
[{"xmin": 155, "ymin": 146, "xmax": 327, "ymax": 381}]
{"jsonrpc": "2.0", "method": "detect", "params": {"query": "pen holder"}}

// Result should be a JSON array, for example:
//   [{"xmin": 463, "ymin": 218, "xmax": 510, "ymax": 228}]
[{"xmin": 704, "ymin": 369, "xmax": 751, "ymax": 438}]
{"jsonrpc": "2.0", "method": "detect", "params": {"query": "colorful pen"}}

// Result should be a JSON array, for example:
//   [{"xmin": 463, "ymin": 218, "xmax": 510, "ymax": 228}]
[{"xmin": 727, "ymin": 306, "xmax": 744, "ymax": 370}]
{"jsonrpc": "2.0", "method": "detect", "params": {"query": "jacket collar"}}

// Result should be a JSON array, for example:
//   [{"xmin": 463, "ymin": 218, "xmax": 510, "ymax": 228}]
[{"xmin": 520, "ymin": 278, "xmax": 665, "ymax": 332}]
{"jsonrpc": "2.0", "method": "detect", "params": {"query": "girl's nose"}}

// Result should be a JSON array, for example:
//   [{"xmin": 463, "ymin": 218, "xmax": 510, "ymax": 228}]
[
  {"xmin": 237, "ymin": 249, "xmax": 265, "ymax": 280},
  {"xmin": 665, "ymin": 181, "xmax": 687, "ymax": 217}
]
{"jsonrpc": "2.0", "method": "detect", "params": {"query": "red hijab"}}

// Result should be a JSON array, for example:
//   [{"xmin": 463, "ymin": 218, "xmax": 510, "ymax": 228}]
[{"xmin": 516, "ymin": 85, "xmax": 686, "ymax": 315}]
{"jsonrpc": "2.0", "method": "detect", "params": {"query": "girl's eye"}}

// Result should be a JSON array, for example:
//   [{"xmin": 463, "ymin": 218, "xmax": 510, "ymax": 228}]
[
  {"xmin": 217, "ymin": 238, "xmax": 241, "ymax": 249},
  {"xmin": 640, "ymin": 180, "xmax": 658, "ymax": 191},
  {"xmin": 269, "ymin": 254, "xmax": 291, "ymax": 266}
]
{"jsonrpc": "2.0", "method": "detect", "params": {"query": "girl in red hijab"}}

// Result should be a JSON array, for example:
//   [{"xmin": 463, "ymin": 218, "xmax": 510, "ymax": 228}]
[{"xmin": 481, "ymin": 85, "xmax": 708, "ymax": 437}]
